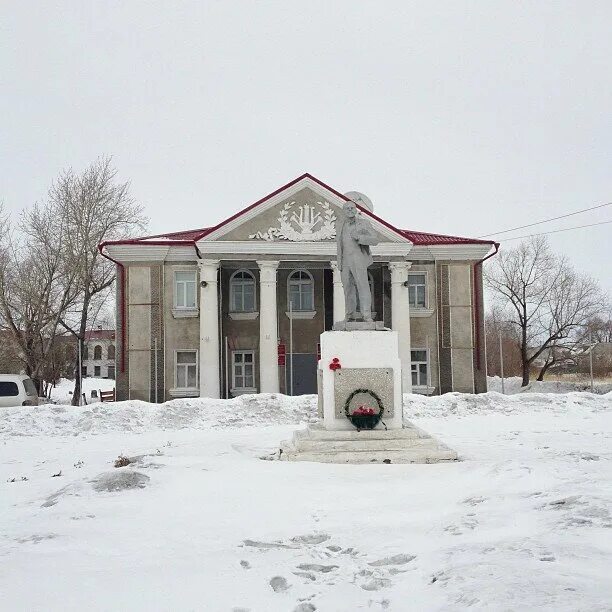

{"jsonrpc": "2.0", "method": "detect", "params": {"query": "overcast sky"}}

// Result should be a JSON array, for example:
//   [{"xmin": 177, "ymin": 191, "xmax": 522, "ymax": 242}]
[{"xmin": 1, "ymin": 2, "xmax": 610, "ymax": 293}]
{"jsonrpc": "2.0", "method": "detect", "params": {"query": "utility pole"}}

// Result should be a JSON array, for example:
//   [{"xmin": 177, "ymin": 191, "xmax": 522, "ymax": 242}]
[
  {"xmin": 589, "ymin": 331, "xmax": 594, "ymax": 393},
  {"xmin": 499, "ymin": 330, "xmax": 505, "ymax": 394}
]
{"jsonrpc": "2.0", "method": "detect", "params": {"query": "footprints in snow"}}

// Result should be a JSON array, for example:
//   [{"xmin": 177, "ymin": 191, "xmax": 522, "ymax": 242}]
[{"xmin": 240, "ymin": 531, "xmax": 416, "ymax": 608}]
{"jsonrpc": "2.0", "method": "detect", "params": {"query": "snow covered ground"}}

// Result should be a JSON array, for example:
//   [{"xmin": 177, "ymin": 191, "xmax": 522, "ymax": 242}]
[
  {"xmin": 48, "ymin": 377, "xmax": 116, "ymax": 405},
  {"xmin": 1, "ymin": 392, "xmax": 611, "ymax": 611}
]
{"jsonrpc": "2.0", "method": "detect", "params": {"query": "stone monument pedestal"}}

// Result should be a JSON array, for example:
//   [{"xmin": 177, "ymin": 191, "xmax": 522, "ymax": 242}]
[
  {"xmin": 280, "ymin": 329, "xmax": 458, "ymax": 464},
  {"xmin": 319, "ymin": 330, "xmax": 403, "ymax": 430}
]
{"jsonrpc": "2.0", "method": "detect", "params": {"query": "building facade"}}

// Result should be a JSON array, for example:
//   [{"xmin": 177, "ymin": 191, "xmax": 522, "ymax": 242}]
[
  {"xmin": 82, "ymin": 329, "xmax": 116, "ymax": 379},
  {"xmin": 101, "ymin": 174, "xmax": 497, "ymax": 401}
]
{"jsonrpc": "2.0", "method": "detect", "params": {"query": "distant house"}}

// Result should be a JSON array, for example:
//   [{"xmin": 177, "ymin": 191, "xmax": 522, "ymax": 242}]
[{"xmin": 82, "ymin": 329, "xmax": 116, "ymax": 379}]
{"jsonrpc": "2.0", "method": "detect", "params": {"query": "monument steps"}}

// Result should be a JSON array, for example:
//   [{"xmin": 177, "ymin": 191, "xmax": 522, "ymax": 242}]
[
  {"xmin": 295, "ymin": 425, "xmax": 427, "ymax": 441},
  {"xmin": 289, "ymin": 436, "xmax": 443, "ymax": 453},
  {"xmin": 280, "ymin": 447, "xmax": 458, "ymax": 464},
  {"xmin": 280, "ymin": 422, "xmax": 458, "ymax": 464}
]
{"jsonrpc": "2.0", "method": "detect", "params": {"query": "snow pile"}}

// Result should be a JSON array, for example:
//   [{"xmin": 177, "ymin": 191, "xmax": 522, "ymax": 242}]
[
  {"xmin": 488, "ymin": 375, "xmax": 612, "ymax": 395},
  {"xmin": 0, "ymin": 393, "xmax": 318, "ymax": 437},
  {"xmin": 404, "ymin": 390, "xmax": 612, "ymax": 419},
  {"xmin": 2, "ymin": 391, "xmax": 611, "ymax": 438}
]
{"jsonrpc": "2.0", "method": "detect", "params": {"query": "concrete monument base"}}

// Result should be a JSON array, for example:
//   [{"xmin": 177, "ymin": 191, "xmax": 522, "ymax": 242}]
[
  {"xmin": 319, "ymin": 329, "xmax": 404, "ymax": 430},
  {"xmin": 279, "ymin": 329, "xmax": 457, "ymax": 464},
  {"xmin": 280, "ymin": 422, "xmax": 458, "ymax": 464}
]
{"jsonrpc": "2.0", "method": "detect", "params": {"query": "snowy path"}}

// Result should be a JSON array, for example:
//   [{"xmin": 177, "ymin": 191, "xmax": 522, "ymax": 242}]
[{"xmin": 1, "ymin": 394, "xmax": 611, "ymax": 611}]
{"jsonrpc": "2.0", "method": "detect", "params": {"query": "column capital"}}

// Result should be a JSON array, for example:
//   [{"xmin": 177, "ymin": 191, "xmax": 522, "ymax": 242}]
[
  {"xmin": 256, "ymin": 260, "xmax": 280, "ymax": 284},
  {"xmin": 388, "ymin": 261, "xmax": 412, "ymax": 283},
  {"xmin": 256, "ymin": 260, "xmax": 280, "ymax": 269},
  {"xmin": 198, "ymin": 259, "xmax": 220, "ymax": 282}
]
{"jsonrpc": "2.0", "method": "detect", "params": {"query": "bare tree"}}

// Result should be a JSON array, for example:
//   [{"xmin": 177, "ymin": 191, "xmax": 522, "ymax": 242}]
[
  {"xmin": 52, "ymin": 157, "xmax": 147, "ymax": 404},
  {"xmin": 484, "ymin": 237, "xmax": 605, "ymax": 386},
  {"xmin": 0, "ymin": 201, "xmax": 80, "ymax": 390}
]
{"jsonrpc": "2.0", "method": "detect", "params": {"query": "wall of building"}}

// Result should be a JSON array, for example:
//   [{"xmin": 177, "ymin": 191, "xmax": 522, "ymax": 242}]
[
  {"xmin": 408, "ymin": 262, "xmax": 440, "ymax": 394},
  {"xmin": 118, "ymin": 257, "xmax": 488, "ymax": 400},
  {"xmin": 163, "ymin": 262, "xmax": 200, "ymax": 401},
  {"xmin": 436, "ymin": 261, "xmax": 487, "ymax": 394}
]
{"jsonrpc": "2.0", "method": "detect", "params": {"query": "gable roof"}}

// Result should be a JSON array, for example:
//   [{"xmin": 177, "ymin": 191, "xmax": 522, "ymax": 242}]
[{"xmin": 102, "ymin": 173, "xmax": 497, "ymax": 248}]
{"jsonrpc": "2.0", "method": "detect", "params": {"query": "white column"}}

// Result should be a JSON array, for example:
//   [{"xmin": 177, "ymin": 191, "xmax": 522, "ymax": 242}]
[
  {"xmin": 198, "ymin": 259, "xmax": 220, "ymax": 398},
  {"xmin": 257, "ymin": 260, "xmax": 280, "ymax": 393},
  {"xmin": 330, "ymin": 261, "xmax": 345, "ymax": 323},
  {"xmin": 389, "ymin": 261, "xmax": 412, "ymax": 392}
]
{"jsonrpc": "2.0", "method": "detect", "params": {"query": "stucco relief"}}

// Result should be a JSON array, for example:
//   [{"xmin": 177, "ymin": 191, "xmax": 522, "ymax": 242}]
[{"xmin": 249, "ymin": 200, "xmax": 336, "ymax": 241}]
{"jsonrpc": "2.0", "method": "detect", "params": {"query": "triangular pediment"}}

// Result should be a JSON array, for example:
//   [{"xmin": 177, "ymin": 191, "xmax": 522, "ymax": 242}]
[{"xmin": 199, "ymin": 175, "xmax": 410, "ymax": 244}]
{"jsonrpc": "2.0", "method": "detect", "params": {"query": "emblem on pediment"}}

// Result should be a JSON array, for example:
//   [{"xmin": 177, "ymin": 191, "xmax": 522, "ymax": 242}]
[{"xmin": 249, "ymin": 201, "xmax": 337, "ymax": 241}]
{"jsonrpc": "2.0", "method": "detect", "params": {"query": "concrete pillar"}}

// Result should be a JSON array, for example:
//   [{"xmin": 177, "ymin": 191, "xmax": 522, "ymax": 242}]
[
  {"xmin": 330, "ymin": 261, "xmax": 345, "ymax": 323},
  {"xmin": 257, "ymin": 260, "xmax": 280, "ymax": 393},
  {"xmin": 388, "ymin": 261, "xmax": 412, "ymax": 392},
  {"xmin": 198, "ymin": 259, "xmax": 220, "ymax": 398}
]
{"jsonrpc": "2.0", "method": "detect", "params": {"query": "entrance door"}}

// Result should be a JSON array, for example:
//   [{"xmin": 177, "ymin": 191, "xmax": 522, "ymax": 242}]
[{"xmin": 288, "ymin": 353, "xmax": 318, "ymax": 395}]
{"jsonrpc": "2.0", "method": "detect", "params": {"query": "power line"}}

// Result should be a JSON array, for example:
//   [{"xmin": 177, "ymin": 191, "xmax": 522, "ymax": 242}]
[
  {"xmin": 499, "ymin": 219, "xmax": 612, "ymax": 242},
  {"xmin": 477, "ymin": 201, "xmax": 612, "ymax": 238}
]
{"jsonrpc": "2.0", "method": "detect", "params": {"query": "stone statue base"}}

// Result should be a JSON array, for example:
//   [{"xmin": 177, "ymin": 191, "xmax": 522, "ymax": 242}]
[
  {"xmin": 332, "ymin": 320, "xmax": 388, "ymax": 332},
  {"xmin": 278, "ymin": 329, "xmax": 458, "ymax": 464},
  {"xmin": 317, "ymin": 330, "xmax": 403, "ymax": 430}
]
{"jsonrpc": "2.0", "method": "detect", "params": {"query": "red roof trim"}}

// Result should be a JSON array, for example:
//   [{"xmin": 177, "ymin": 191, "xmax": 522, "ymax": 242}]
[{"xmin": 99, "ymin": 173, "xmax": 497, "ymax": 248}]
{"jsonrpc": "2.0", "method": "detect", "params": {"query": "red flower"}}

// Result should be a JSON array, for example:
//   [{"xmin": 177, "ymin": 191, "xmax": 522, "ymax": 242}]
[{"xmin": 352, "ymin": 406, "xmax": 377, "ymax": 416}]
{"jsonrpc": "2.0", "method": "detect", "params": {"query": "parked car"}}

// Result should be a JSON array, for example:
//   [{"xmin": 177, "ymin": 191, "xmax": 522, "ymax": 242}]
[{"xmin": 0, "ymin": 374, "xmax": 42, "ymax": 407}]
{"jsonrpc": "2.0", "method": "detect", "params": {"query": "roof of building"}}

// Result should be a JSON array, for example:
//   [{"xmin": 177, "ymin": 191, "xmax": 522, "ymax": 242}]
[
  {"xmin": 85, "ymin": 329, "xmax": 115, "ymax": 341},
  {"xmin": 102, "ymin": 173, "xmax": 497, "ymax": 248}
]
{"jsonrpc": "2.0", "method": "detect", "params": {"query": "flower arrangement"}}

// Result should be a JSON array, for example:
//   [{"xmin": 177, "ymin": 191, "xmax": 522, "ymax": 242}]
[
  {"xmin": 351, "ymin": 405, "xmax": 377, "ymax": 416},
  {"xmin": 344, "ymin": 389, "xmax": 385, "ymax": 431},
  {"xmin": 329, "ymin": 357, "xmax": 341, "ymax": 371}
]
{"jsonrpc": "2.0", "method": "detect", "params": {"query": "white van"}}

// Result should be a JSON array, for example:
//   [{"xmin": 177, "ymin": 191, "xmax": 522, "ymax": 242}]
[{"xmin": 0, "ymin": 375, "xmax": 42, "ymax": 407}]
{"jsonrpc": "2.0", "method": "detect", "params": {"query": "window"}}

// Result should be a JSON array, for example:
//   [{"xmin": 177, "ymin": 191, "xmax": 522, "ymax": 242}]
[
  {"xmin": 232, "ymin": 351, "xmax": 255, "ymax": 390},
  {"xmin": 93, "ymin": 345, "xmax": 102, "ymax": 360},
  {"xmin": 230, "ymin": 269, "xmax": 256, "ymax": 312},
  {"xmin": 411, "ymin": 349, "xmax": 429, "ymax": 387},
  {"xmin": 288, "ymin": 270, "xmax": 314, "ymax": 311},
  {"xmin": 83, "ymin": 345, "xmax": 89, "ymax": 360},
  {"xmin": 408, "ymin": 273, "xmax": 427, "ymax": 308},
  {"xmin": 0, "ymin": 382, "xmax": 19, "ymax": 397},
  {"xmin": 94, "ymin": 365, "xmax": 101, "ymax": 377},
  {"xmin": 81, "ymin": 366, "xmax": 87, "ymax": 377},
  {"xmin": 176, "ymin": 350, "xmax": 198, "ymax": 388},
  {"xmin": 108, "ymin": 345, "xmax": 115, "ymax": 360},
  {"xmin": 107, "ymin": 366, "xmax": 115, "ymax": 380},
  {"xmin": 23, "ymin": 378, "xmax": 38, "ymax": 396},
  {"xmin": 175, "ymin": 270, "xmax": 197, "ymax": 309}
]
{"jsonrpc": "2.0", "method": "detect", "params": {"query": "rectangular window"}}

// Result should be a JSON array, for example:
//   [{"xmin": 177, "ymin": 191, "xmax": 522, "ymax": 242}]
[
  {"xmin": 176, "ymin": 350, "xmax": 197, "ymax": 388},
  {"xmin": 23, "ymin": 378, "xmax": 38, "ymax": 396},
  {"xmin": 411, "ymin": 349, "xmax": 429, "ymax": 387},
  {"xmin": 94, "ymin": 365, "xmax": 101, "ymax": 377},
  {"xmin": 107, "ymin": 366, "xmax": 115, "ymax": 380},
  {"xmin": 232, "ymin": 350, "xmax": 255, "ymax": 390},
  {"xmin": 0, "ymin": 382, "xmax": 19, "ymax": 397},
  {"xmin": 175, "ymin": 271, "xmax": 197, "ymax": 309},
  {"xmin": 81, "ymin": 366, "xmax": 87, "ymax": 377},
  {"xmin": 408, "ymin": 273, "xmax": 427, "ymax": 308}
]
